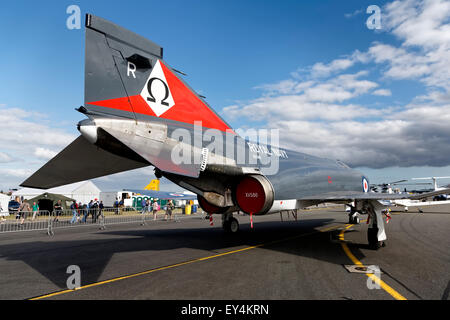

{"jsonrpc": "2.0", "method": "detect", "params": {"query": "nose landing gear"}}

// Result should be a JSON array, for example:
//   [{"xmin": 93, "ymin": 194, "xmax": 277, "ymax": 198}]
[{"xmin": 348, "ymin": 206, "xmax": 360, "ymax": 224}]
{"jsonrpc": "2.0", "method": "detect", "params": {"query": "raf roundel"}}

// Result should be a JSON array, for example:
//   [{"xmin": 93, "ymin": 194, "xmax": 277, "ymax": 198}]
[{"xmin": 362, "ymin": 177, "xmax": 369, "ymax": 193}]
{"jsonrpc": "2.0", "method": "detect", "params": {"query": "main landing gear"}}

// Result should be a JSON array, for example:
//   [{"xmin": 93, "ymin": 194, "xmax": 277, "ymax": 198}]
[
  {"xmin": 366, "ymin": 200, "xmax": 387, "ymax": 250},
  {"xmin": 222, "ymin": 212, "xmax": 239, "ymax": 233},
  {"xmin": 350, "ymin": 200, "xmax": 388, "ymax": 250}
]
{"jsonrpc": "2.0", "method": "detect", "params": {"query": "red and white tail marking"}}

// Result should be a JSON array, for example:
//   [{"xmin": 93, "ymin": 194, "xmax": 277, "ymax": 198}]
[{"xmin": 88, "ymin": 59, "xmax": 233, "ymax": 133}]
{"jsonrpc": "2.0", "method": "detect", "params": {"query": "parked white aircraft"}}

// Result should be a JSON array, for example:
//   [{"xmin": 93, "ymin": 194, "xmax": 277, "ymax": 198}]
[
  {"xmin": 393, "ymin": 176, "xmax": 450, "ymax": 211},
  {"xmin": 411, "ymin": 177, "xmax": 450, "ymax": 192}
]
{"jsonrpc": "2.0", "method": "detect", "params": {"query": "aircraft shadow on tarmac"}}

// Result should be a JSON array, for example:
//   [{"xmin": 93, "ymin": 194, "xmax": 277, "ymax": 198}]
[{"xmin": 0, "ymin": 217, "xmax": 371, "ymax": 290}]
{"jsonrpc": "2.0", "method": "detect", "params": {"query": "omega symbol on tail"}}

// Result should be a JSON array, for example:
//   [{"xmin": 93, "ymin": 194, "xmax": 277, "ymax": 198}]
[
  {"xmin": 147, "ymin": 77, "xmax": 170, "ymax": 106},
  {"xmin": 140, "ymin": 60, "xmax": 175, "ymax": 117}
]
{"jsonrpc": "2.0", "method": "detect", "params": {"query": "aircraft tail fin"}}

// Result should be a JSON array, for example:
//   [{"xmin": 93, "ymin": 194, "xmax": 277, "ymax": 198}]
[
  {"xmin": 84, "ymin": 14, "xmax": 233, "ymax": 133},
  {"xmin": 144, "ymin": 179, "xmax": 160, "ymax": 191}
]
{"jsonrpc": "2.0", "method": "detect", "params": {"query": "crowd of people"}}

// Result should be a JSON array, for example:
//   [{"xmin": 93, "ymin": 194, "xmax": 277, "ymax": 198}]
[
  {"xmin": 62, "ymin": 198, "xmax": 176, "ymax": 224},
  {"xmin": 5, "ymin": 197, "xmax": 180, "ymax": 226},
  {"xmin": 140, "ymin": 199, "xmax": 175, "ymax": 221},
  {"xmin": 65, "ymin": 199, "xmax": 105, "ymax": 224},
  {"xmin": 13, "ymin": 199, "xmax": 105, "ymax": 226}
]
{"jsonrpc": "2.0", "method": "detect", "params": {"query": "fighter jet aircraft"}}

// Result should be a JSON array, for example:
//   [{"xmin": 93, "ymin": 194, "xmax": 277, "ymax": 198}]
[{"xmin": 21, "ymin": 14, "xmax": 450, "ymax": 249}]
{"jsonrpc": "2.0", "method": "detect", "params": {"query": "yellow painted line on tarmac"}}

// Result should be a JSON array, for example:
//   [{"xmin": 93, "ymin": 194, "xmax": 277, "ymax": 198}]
[
  {"xmin": 29, "ymin": 223, "xmax": 342, "ymax": 300},
  {"xmin": 339, "ymin": 223, "xmax": 407, "ymax": 300}
]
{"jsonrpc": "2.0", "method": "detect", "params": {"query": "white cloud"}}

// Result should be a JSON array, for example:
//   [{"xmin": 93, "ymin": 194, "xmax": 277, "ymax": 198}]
[
  {"xmin": 390, "ymin": 103, "xmax": 450, "ymax": 122},
  {"xmin": 0, "ymin": 168, "xmax": 34, "ymax": 178},
  {"xmin": 311, "ymin": 59, "xmax": 355, "ymax": 78},
  {"xmin": 33, "ymin": 147, "xmax": 58, "ymax": 160},
  {"xmin": 415, "ymin": 90, "xmax": 450, "ymax": 103},
  {"xmin": 345, "ymin": 9, "xmax": 363, "ymax": 18},
  {"xmin": 0, "ymin": 106, "xmax": 75, "ymax": 153},
  {"xmin": 0, "ymin": 152, "xmax": 13, "ymax": 163},
  {"xmin": 224, "ymin": 71, "xmax": 381, "ymax": 122},
  {"xmin": 368, "ymin": 0, "xmax": 450, "ymax": 92},
  {"xmin": 92, "ymin": 167, "xmax": 180, "ymax": 192},
  {"xmin": 272, "ymin": 116, "xmax": 450, "ymax": 168},
  {"xmin": 223, "ymin": 0, "xmax": 450, "ymax": 169},
  {"xmin": 384, "ymin": 0, "xmax": 450, "ymax": 49},
  {"xmin": 368, "ymin": 43, "xmax": 436, "ymax": 81},
  {"xmin": 306, "ymin": 1, "xmax": 450, "ymax": 92},
  {"xmin": 372, "ymin": 89, "xmax": 392, "ymax": 96},
  {"xmin": 0, "ymin": 105, "xmax": 77, "ymax": 190},
  {"xmin": 308, "ymin": 50, "xmax": 370, "ymax": 79}
]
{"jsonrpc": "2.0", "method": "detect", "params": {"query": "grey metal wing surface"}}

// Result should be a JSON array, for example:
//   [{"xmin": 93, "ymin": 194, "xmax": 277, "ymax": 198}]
[
  {"xmin": 20, "ymin": 136, "xmax": 150, "ymax": 189},
  {"xmin": 298, "ymin": 188, "xmax": 450, "ymax": 202}
]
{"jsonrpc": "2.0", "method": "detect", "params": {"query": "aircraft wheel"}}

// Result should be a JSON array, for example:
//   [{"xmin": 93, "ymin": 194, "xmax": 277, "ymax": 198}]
[
  {"xmin": 229, "ymin": 217, "xmax": 239, "ymax": 233},
  {"xmin": 349, "ymin": 215, "xmax": 360, "ymax": 224},
  {"xmin": 223, "ymin": 217, "xmax": 239, "ymax": 233},
  {"xmin": 368, "ymin": 227, "xmax": 383, "ymax": 250}
]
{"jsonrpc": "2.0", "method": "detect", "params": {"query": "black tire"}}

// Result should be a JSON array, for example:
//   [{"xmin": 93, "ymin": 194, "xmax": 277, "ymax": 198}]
[
  {"xmin": 349, "ymin": 216, "xmax": 360, "ymax": 224},
  {"xmin": 223, "ymin": 217, "xmax": 239, "ymax": 233},
  {"xmin": 370, "ymin": 241, "xmax": 383, "ymax": 250},
  {"xmin": 368, "ymin": 227, "xmax": 382, "ymax": 250},
  {"xmin": 229, "ymin": 217, "xmax": 239, "ymax": 233}
]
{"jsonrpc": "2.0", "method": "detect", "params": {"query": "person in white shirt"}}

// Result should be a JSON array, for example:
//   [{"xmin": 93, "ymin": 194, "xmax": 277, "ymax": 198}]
[{"xmin": 152, "ymin": 200, "xmax": 159, "ymax": 220}]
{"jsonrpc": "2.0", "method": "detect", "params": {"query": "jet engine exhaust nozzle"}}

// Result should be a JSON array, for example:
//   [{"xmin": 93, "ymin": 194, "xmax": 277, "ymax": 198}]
[{"xmin": 78, "ymin": 119, "xmax": 98, "ymax": 144}]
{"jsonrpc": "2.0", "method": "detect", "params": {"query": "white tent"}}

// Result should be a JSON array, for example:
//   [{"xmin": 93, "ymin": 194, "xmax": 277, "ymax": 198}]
[
  {"xmin": 0, "ymin": 193, "xmax": 10, "ymax": 216},
  {"xmin": 13, "ymin": 181, "xmax": 101, "ymax": 205}
]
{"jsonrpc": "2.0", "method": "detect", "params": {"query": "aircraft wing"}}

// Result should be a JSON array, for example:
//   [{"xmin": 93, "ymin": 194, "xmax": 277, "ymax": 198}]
[
  {"xmin": 127, "ymin": 189, "xmax": 197, "ymax": 200},
  {"xmin": 299, "ymin": 188, "xmax": 450, "ymax": 202}
]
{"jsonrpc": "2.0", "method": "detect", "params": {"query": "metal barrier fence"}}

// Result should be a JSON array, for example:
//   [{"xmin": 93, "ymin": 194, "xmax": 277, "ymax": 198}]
[
  {"xmin": 0, "ymin": 210, "xmax": 52, "ymax": 234},
  {"xmin": 0, "ymin": 206, "xmax": 204, "ymax": 235}
]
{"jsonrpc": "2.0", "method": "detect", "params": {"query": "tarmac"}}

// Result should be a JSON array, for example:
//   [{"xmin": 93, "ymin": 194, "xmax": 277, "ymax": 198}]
[{"xmin": 0, "ymin": 207, "xmax": 449, "ymax": 300}]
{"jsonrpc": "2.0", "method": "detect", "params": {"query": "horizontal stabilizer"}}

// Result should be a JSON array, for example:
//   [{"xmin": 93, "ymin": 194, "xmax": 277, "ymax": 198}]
[{"xmin": 20, "ymin": 136, "xmax": 149, "ymax": 189}]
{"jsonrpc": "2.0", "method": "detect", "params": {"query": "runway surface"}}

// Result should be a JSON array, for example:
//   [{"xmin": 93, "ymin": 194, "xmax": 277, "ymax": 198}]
[{"xmin": 0, "ymin": 207, "xmax": 449, "ymax": 300}]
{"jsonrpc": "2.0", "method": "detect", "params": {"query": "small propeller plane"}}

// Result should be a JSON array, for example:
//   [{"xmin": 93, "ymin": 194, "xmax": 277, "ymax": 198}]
[{"xmin": 21, "ymin": 14, "xmax": 450, "ymax": 249}]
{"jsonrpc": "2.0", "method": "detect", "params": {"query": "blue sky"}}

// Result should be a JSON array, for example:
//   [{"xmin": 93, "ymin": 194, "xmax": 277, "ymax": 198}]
[{"xmin": 1, "ymin": 0, "xmax": 450, "ymax": 191}]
